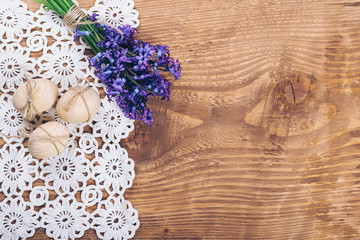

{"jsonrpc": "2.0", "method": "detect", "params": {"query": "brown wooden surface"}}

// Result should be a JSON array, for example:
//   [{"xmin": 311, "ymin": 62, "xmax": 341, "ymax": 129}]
[{"xmin": 20, "ymin": 0, "xmax": 360, "ymax": 239}]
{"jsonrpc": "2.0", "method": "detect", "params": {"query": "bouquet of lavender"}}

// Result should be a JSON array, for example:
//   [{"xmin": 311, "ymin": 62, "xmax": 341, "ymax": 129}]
[{"xmin": 34, "ymin": 0, "xmax": 181, "ymax": 126}]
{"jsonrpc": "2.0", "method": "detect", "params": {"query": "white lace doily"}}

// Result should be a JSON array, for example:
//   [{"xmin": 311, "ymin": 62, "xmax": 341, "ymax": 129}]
[{"xmin": 0, "ymin": 0, "xmax": 140, "ymax": 239}]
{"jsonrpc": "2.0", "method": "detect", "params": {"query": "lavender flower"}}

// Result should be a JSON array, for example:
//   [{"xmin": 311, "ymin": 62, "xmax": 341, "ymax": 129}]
[
  {"xmin": 85, "ymin": 14, "xmax": 181, "ymax": 126},
  {"xmin": 87, "ymin": 13, "xmax": 99, "ymax": 22},
  {"xmin": 74, "ymin": 25, "xmax": 90, "ymax": 42}
]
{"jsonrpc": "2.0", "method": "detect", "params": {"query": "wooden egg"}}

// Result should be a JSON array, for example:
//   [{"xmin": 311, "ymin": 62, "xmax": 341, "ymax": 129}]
[
  {"xmin": 28, "ymin": 121, "xmax": 70, "ymax": 159},
  {"xmin": 56, "ymin": 87, "xmax": 101, "ymax": 124},
  {"xmin": 12, "ymin": 78, "xmax": 58, "ymax": 120}
]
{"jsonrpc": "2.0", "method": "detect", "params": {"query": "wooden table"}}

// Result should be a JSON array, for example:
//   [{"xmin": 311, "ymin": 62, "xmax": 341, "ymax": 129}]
[{"xmin": 22, "ymin": 0, "xmax": 360, "ymax": 239}]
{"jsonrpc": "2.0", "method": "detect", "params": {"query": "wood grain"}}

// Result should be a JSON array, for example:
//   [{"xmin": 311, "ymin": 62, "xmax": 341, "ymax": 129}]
[{"xmin": 18, "ymin": 0, "xmax": 360, "ymax": 239}]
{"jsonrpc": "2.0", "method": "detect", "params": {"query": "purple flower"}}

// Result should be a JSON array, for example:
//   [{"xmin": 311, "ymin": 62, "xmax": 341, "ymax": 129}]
[
  {"xmin": 142, "ymin": 43, "xmax": 155, "ymax": 56},
  {"xmin": 156, "ymin": 45, "xmax": 170, "ymax": 59},
  {"xmin": 133, "ymin": 52, "xmax": 149, "ymax": 71},
  {"xmin": 87, "ymin": 13, "xmax": 99, "ymax": 22},
  {"xmin": 114, "ymin": 49, "xmax": 132, "ymax": 63},
  {"xmin": 111, "ymin": 77, "xmax": 126, "ymax": 91},
  {"xmin": 141, "ymin": 109, "xmax": 154, "ymax": 126},
  {"xmin": 89, "ymin": 52, "xmax": 103, "ymax": 69},
  {"xmin": 89, "ymin": 23, "xmax": 181, "ymax": 125},
  {"xmin": 109, "ymin": 64, "xmax": 125, "ymax": 75},
  {"xmin": 74, "ymin": 25, "xmax": 90, "ymax": 42},
  {"xmin": 168, "ymin": 59, "xmax": 181, "ymax": 80},
  {"xmin": 118, "ymin": 25, "xmax": 136, "ymax": 40},
  {"xmin": 102, "ymin": 50, "xmax": 115, "ymax": 63}
]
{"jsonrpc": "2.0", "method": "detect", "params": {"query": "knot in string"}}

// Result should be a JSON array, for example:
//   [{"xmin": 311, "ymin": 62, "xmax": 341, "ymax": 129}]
[
  {"xmin": 63, "ymin": 79, "xmax": 92, "ymax": 122},
  {"xmin": 32, "ymin": 125, "xmax": 68, "ymax": 156},
  {"xmin": 22, "ymin": 76, "xmax": 40, "ymax": 120}
]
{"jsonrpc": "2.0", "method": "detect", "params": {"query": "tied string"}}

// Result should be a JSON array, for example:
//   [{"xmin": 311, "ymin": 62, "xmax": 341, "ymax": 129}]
[
  {"xmin": 63, "ymin": 4, "xmax": 123, "ymax": 34},
  {"xmin": 63, "ymin": 79, "xmax": 91, "ymax": 122},
  {"xmin": 34, "ymin": 125, "xmax": 69, "ymax": 155},
  {"xmin": 63, "ymin": 4, "xmax": 87, "ymax": 29},
  {"xmin": 21, "ymin": 76, "xmax": 40, "ymax": 119},
  {"xmin": 0, "ymin": 126, "xmax": 75, "ymax": 156}
]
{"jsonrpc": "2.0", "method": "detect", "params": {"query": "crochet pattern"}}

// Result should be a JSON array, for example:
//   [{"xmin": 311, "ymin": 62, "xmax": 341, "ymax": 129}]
[{"xmin": 0, "ymin": 0, "xmax": 140, "ymax": 239}]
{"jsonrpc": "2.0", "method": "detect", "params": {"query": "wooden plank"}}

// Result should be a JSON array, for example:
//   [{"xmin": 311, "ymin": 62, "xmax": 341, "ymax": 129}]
[{"xmin": 17, "ymin": 0, "xmax": 360, "ymax": 239}]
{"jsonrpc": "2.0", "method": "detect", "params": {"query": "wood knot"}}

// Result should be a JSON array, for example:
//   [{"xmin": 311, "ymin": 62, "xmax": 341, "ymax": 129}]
[
  {"xmin": 245, "ymin": 72, "xmax": 336, "ymax": 137},
  {"xmin": 284, "ymin": 81, "xmax": 307, "ymax": 104},
  {"xmin": 281, "ymin": 74, "xmax": 311, "ymax": 105}
]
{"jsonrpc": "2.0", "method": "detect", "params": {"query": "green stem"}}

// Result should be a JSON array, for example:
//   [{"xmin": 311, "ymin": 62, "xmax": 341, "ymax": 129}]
[
  {"xmin": 83, "ymin": 24, "xmax": 101, "ymax": 43},
  {"xmin": 33, "ymin": 0, "xmax": 55, "ymax": 11},
  {"xmin": 47, "ymin": 0, "xmax": 66, "ymax": 15},
  {"xmin": 84, "ymin": 35, "xmax": 101, "ymax": 53},
  {"xmin": 90, "ymin": 27, "xmax": 102, "ymax": 42},
  {"xmin": 62, "ymin": 0, "xmax": 72, "ymax": 9},
  {"xmin": 56, "ymin": 0, "xmax": 68, "ymax": 12}
]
